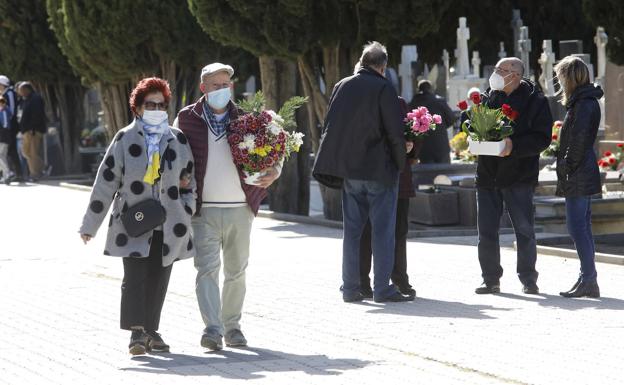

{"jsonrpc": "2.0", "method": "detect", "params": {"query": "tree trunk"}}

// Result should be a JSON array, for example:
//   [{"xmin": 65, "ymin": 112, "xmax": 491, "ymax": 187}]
[
  {"xmin": 258, "ymin": 55, "xmax": 309, "ymax": 215},
  {"xmin": 54, "ymin": 83, "xmax": 86, "ymax": 173},
  {"xmin": 97, "ymin": 82, "xmax": 131, "ymax": 138}
]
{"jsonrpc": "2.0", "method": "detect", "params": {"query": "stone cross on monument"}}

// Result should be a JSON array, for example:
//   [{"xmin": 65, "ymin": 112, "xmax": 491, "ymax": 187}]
[
  {"xmin": 399, "ymin": 45, "xmax": 418, "ymax": 102},
  {"xmin": 472, "ymin": 51, "xmax": 481, "ymax": 77},
  {"xmin": 538, "ymin": 40, "xmax": 555, "ymax": 97},
  {"xmin": 594, "ymin": 26, "xmax": 608, "ymax": 80},
  {"xmin": 518, "ymin": 26, "xmax": 532, "ymax": 77},
  {"xmin": 511, "ymin": 9, "xmax": 523, "ymax": 58},
  {"xmin": 454, "ymin": 17, "xmax": 470, "ymax": 78},
  {"xmin": 498, "ymin": 42, "xmax": 507, "ymax": 60}
]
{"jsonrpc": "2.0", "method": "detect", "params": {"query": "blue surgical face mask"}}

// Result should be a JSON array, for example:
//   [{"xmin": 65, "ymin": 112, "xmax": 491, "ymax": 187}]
[{"xmin": 207, "ymin": 87, "xmax": 231, "ymax": 110}]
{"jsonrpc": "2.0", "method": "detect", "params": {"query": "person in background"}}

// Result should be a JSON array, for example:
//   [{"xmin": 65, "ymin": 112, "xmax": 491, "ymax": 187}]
[
  {"xmin": 409, "ymin": 80, "xmax": 456, "ymax": 164},
  {"xmin": 554, "ymin": 56, "xmax": 602, "ymax": 298},
  {"xmin": 472, "ymin": 57, "xmax": 552, "ymax": 295},
  {"xmin": 0, "ymin": 96, "xmax": 12, "ymax": 183},
  {"xmin": 16, "ymin": 82, "xmax": 46, "ymax": 181},
  {"xmin": 0, "ymin": 75, "xmax": 21, "ymax": 181}
]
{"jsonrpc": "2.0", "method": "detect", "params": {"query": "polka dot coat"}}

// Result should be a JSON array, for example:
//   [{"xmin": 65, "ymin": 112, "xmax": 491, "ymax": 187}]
[{"xmin": 79, "ymin": 121, "xmax": 197, "ymax": 266}]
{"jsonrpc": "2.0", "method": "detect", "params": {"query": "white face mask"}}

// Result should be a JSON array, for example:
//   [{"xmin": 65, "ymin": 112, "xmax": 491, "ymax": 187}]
[
  {"xmin": 489, "ymin": 72, "xmax": 513, "ymax": 91},
  {"xmin": 141, "ymin": 110, "xmax": 168, "ymax": 126},
  {"xmin": 207, "ymin": 87, "xmax": 231, "ymax": 110}
]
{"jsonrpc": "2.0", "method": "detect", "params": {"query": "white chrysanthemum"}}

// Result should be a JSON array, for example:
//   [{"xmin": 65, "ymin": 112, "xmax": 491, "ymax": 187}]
[
  {"xmin": 267, "ymin": 110, "xmax": 285, "ymax": 125},
  {"xmin": 292, "ymin": 132, "xmax": 304, "ymax": 146},
  {"xmin": 268, "ymin": 122, "xmax": 282, "ymax": 135},
  {"xmin": 238, "ymin": 134, "xmax": 256, "ymax": 150}
]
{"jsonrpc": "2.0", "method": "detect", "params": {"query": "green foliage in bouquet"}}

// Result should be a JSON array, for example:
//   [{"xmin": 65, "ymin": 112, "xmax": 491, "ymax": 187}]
[
  {"xmin": 238, "ymin": 91, "xmax": 308, "ymax": 130},
  {"xmin": 461, "ymin": 104, "xmax": 514, "ymax": 142}
]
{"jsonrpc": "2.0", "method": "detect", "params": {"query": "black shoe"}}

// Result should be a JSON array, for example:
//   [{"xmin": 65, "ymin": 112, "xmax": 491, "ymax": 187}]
[
  {"xmin": 397, "ymin": 285, "xmax": 416, "ymax": 298},
  {"xmin": 475, "ymin": 282, "xmax": 500, "ymax": 294},
  {"xmin": 343, "ymin": 293, "xmax": 364, "ymax": 303},
  {"xmin": 360, "ymin": 286, "xmax": 373, "ymax": 299},
  {"xmin": 522, "ymin": 282, "xmax": 539, "ymax": 295},
  {"xmin": 145, "ymin": 330, "xmax": 170, "ymax": 353},
  {"xmin": 559, "ymin": 277, "xmax": 582, "ymax": 296},
  {"xmin": 374, "ymin": 292, "xmax": 414, "ymax": 303},
  {"xmin": 560, "ymin": 281, "xmax": 600, "ymax": 298},
  {"xmin": 129, "ymin": 330, "xmax": 148, "ymax": 355}
]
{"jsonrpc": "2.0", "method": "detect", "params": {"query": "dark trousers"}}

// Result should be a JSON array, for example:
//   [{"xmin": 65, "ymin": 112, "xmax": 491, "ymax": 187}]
[
  {"xmin": 565, "ymin": 196, "xmax": 597, "ymax": 282},
  {"xmin": 342, "ymin": 178, "xmax": 399, "ymax": 301},
  {"xmin": 360, "ymin": 198, "xmax": 411, "ymax": 289},
  {"xmin": 120, "ymin": 231, "xmax": 172, "ymax": 331},
  {"xmin": 477, "ymin": 186, "xmax": 538, "ymax": 285}
]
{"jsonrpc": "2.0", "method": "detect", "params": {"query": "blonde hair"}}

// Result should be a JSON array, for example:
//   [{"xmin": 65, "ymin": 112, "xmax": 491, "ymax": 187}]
[{"xmin": 554, "ymin": 56, "xmax": 590, "ymax": 105}]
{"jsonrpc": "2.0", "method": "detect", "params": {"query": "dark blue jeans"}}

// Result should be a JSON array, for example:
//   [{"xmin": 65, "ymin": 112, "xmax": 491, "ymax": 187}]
[
  {"xmin": 565, "ymin": 196, "xmax": 597, "ymax": 282},
  {"xmin": 477, "ymin": 185, "xmax": 538, "ymax": 285},
  {"xmin": 342, "ymin": 179, "xmax": 399, "ymax": 301}
]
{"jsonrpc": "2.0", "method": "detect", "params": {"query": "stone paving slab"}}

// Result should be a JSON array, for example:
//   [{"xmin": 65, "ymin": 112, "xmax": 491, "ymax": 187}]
[{"xmin": 1, "ymin": 184, "xmax": 623, "ymax": 385}]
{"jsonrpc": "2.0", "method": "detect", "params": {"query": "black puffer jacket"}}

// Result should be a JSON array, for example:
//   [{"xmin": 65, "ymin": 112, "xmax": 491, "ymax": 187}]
[
  {"xmin": 476, "ymin": 80, "xmax": 553, "ymax": 188},
  {"xmin": 555, "ymin": 84, "xmax": 603, "ymax": 197}
]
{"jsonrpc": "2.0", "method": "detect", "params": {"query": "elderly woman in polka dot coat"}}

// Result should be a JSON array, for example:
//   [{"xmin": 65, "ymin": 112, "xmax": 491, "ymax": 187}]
[{"xmin": 79, "ymin": 77, "xmax": 196, "ymax": 355}]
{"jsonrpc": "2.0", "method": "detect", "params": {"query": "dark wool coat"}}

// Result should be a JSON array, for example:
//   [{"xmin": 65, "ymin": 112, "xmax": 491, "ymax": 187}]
[
  {"xmin": 313, "ymin": 67, "xmax": 406, "ymax": 189},
  {"xmin": 556, "ymin": 84, "xmax": 603, "ymax": 197},
  {"xmin": 79, "ymin": 121, "xmax": 197, "ymax": 266}
]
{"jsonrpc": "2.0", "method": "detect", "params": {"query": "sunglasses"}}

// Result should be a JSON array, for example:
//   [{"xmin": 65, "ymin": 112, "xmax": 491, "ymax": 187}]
[{"xmin": 143, "ymin": 101, "xmax": 168, "ymax": 110}]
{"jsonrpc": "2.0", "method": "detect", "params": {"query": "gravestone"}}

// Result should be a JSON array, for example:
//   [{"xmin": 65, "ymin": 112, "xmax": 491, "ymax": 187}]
[
  {"xmin": 472, "ymin": 51, "xmax": 481, "ymax": 77},
  {"xmin": 446, "ymin": 17, "xmax": 487, "ymax": 109},
  {"xmin": 538, "ymin": 40, "xmax": 556, "ymax": 97},
  {"xmin": 511, "ymin": 9, "xmax": 523, "ymax": 58},
  {"xmin": 518, "ymin": 26, "xmax": 532, "ymax": 77},
  {"xmin": 595, "ymin": 27, "xmax": 608, "ymax": 131},
  {"xmin": 498, "ymin": 42, "xmax": 507, "ymax": 61},
  {"xmin": 399, "ymin": 45, "xmax": 418, "ymax": 102},
  {"xmin": 559, "ymin": 40, "xmax": 583, "ymax": 59},
  {"xmin": 603, "ymin": 61, "xmax": 624, "ymax": 141},
  {"xmin": 455, "ymin": 17, "xmax": 471, "ymax": 77}
]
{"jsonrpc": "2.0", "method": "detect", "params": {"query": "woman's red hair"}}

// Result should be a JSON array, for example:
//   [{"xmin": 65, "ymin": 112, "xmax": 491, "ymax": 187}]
[{"xmin": 129, "ymin": 77, "xmax": 171, "ymax": 115}]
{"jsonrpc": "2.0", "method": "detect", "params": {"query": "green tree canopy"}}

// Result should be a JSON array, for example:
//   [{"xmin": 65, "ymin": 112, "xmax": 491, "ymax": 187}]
[{"xmin": 583, "ymin": 0, "xmax": 624, "ymax": 65}]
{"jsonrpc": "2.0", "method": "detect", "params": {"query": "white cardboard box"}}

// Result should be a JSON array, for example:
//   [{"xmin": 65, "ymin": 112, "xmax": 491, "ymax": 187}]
[{"xmin": 467, "ymin": 138, "xmax": 505, "ymax": 156}]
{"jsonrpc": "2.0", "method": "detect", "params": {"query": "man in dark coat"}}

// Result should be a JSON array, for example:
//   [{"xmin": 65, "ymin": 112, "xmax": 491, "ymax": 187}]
[
  {"xmin": 473, "ymin": 57, "xmax": 553, "ymax": 295},
  {"xmin": 313, "ymin": 41, "xmax": 411, "ymax": 303},
  {"xmin": 409, "ymin": 80, "xmax": 456, "ymax": 163}
]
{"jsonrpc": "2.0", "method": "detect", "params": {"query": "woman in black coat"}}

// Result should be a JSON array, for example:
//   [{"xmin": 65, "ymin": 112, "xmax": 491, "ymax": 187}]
[{"xmin": 554, "ymin": 56, "xmax": 603, "ymax": 298}]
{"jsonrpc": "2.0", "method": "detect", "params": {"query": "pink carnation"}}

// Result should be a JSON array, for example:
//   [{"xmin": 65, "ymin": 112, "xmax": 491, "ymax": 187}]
[{"xmin": 433, "ymin": 114, "xmax": 442, "ymax": 125}]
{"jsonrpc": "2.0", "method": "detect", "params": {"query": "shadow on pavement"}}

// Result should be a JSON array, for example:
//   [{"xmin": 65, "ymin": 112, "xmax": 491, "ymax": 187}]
[
  {"xmin": 496, "ymin": 292, "xmax": 624, "ymax": 310},
  {"xmin": 365, "ymin": 297, "xmax": 514, "ymax": 319},
  {"xmin": 121, "ymin": 347, "xmax": 370, "ymax": 379},
  {"xmin": 259, "ymin": 223, "xmax": 342, "ymax": 240}
]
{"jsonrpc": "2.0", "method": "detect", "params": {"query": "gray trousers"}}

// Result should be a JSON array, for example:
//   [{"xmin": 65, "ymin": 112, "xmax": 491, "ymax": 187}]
[{"xmin": 192, "ymin": 206, "xmax": 254, "ymax": 335}]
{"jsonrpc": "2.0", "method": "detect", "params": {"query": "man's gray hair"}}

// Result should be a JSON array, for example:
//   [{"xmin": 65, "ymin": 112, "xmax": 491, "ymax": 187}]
[{"xmin": 359, "ymin": 41, "xmax": 388, "ymax": 69}]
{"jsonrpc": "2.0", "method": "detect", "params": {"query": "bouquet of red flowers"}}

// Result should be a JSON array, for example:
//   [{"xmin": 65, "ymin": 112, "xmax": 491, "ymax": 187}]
[
  {"xmin": 458, "ymin": 93, "xmax": 517, "ymax": 142},
  {"xmin": 404, "ymin": 106, "xmax": 441, "ymax": 141},
  {"xmin": 228, "ymin": 92, "xmax": 306, "ymax": 184}
]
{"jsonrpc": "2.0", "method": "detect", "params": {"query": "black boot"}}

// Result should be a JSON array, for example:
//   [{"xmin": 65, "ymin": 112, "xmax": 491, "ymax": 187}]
[
  {"xmin": 559, "ymin": 277, "xmax": 582, "ymax": 296},
  {"xmin": 560, "ymin": 280, "xmax": 600, "ymax": 298}
]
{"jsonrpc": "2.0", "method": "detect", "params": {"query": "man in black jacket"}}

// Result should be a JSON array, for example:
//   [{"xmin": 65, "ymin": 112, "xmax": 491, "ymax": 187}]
[
  {"xmin": 17, "ymin": 82, "xmax": 46, "ymax": 180},
  {"xmin": 409, "ymin": 80, "xmax": 456, "ymax": 163},
  {"xmin": 313, "ymin": 41, "xmax": 411, "ymax": 303},
  {"xmin": 474, "ymin": 58, "xmax": 552, "ymax": 295}
]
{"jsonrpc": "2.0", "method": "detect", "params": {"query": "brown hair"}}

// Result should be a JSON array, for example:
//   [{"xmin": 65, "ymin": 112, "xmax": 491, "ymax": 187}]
[{"xmin": 554, "ymin": 56, "xmax": 590, "ymax": 105}]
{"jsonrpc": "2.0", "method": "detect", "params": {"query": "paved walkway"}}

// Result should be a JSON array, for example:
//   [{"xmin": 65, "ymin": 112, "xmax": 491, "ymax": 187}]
[{"xmin": 1, "ymin": 183, "xmax": 623, "ymax": 385}]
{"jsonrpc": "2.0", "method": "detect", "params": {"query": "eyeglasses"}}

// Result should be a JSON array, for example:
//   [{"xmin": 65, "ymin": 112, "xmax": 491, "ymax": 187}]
[
  {"xmin": 494, "ymin": 67, "xmax": 518, "ymax": 76},
  {"xmin": 143, "ymin": 101, "xmax": 168, "ymax": 110}
]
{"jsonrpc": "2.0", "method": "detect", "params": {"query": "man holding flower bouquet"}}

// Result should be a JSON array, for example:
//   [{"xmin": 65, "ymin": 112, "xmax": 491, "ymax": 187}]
[
  {"xmin": 469, "ymin": 58, "xmax": 552, "ymax": 295},
  {"xmin": 176, "ymin": 63, "xmax": 282, "ymax": 351}
]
